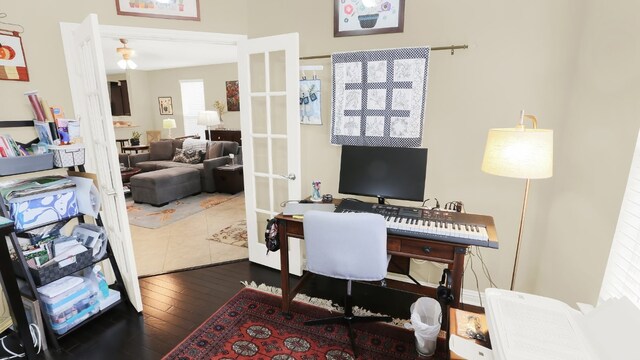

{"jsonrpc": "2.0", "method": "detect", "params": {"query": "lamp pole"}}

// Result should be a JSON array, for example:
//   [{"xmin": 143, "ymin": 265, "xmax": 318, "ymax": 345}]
[{"xmin": 511, "ymin": 178, "xmax": 530, "ymax": 290}]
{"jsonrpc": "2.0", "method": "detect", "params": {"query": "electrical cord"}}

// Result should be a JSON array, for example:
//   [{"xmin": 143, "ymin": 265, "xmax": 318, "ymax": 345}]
[
  {"xmin": 464, "ymin": 249, "xmax": 483, "ymax": 308},
  {"xmin": 421, "ymin": 198, "xmax": 440, "ymax": 209},
  {"xmin": 475, "ymin": 246, "xmax": 497, "ymax": 288},
  {"xmin": 0, "ymin": 323, "xmax": 42, "ymax": 359},
  {"xmin": 444, "ymin": 201, "xmax": 465, "ymax": 212}
]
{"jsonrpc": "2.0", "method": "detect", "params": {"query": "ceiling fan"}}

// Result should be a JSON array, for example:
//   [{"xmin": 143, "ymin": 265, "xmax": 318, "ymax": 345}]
[{"xmin": 116, "ymin": 38, "xmax": 137, "ymax": 70}]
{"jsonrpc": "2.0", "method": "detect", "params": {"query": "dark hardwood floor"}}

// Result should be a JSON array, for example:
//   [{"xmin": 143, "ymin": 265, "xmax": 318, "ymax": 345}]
[{"xmin": 1, "ymin": 260, "xmax": 466, "ymax": 360}]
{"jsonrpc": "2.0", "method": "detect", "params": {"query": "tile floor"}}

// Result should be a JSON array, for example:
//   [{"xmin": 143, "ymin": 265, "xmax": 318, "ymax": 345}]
[{"xmin": 130, "ymin": 193, "xmax": 248, "ymax": 277}]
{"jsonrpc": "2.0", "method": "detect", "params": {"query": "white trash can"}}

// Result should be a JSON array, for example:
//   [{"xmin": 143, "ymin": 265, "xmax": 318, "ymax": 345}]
[{"xmin": 405, "ymin": 297, "xmax": 442, "ymax": 357}]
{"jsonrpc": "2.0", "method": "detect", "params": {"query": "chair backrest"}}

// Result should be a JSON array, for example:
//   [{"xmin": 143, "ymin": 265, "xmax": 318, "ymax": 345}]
[
  {"xmin": 303, "ymin": 211, "xmax": 388, "ymax": 281},
  {"xmin": 146, "ymin": 130, "xmax": 161, "ymax": 144}
]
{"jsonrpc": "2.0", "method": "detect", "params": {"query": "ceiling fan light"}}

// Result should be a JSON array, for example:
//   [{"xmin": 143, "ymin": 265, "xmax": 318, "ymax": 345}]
[
  {"xmin": 117, "ymin": 59, "xmax": 127, "ymax": 69},
  {"xmin": 127, "ymin": 60, "xmax": 138, "ymax": 69}
]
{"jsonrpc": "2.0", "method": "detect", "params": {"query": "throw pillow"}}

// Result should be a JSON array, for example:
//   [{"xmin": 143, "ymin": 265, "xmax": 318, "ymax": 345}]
[
  {"xmin": 149, "ymin": 141, "xmax": 173, "ymax": 161},
  {"xmin": 206, "ymin": 142, "xmax": 223, "ymax": 160},
  {"xmin": 173, "ymin": 148, "xmax": 203, "ymax": 164},
  {"xmin": 183, "ymin": 138, "xmax": 207, "ymax": 153}
]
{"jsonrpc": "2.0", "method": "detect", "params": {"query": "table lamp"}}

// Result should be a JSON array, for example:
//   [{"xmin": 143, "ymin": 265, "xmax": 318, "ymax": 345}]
[
  {"xmin": 481, "ymin": 110, "xmax": 553, "ymax": 290},
  {"xmin": 163, "ymin": 118, "xmax": 176, "ymax": 139},
  {"xmin": 197, "ymin": 111, "xmax": 220, "ymax": 140}
]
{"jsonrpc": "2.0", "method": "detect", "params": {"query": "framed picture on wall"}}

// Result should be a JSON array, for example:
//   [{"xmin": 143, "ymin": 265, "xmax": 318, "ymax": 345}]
[
  {"xmin": 0, "ymin": 30, "xmax": 30, "ymax": 81},
  {"xmin": 334, "ymin": 0, "xmax": 405, "ymax": 37},
  {"xmin": 158, "ymin": 96, "xmax": 173, "ymax": 115},
  {"xmin": 115, "ymin": 0, "xmax": 200, "ymax": 21},
  {"xmin": 226, "ymin": 81, "xmax": 240, "ymax": 111}
]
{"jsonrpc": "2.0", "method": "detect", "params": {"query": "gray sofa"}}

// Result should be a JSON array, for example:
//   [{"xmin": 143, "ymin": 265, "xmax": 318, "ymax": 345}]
[{"xmin": 120, "ymin": 138, "xmax": 241, "ymax": 193}]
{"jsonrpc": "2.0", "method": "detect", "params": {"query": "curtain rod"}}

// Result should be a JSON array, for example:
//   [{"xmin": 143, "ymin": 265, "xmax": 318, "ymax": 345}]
[{"xmin": 299, "ymin": 44, "xmax": 468, "ymax": 60}]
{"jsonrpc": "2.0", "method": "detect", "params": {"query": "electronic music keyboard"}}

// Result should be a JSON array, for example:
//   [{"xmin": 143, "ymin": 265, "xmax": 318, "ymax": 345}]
[{"xmin": 335, "ymin": 199, "xmax": 499, "ymax": 248}]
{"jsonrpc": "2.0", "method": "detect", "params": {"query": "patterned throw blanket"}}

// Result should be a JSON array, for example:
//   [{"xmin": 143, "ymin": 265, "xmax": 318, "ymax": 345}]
[{"xmin": 331, "ymin": 47, "xmax": 430, "ymax": 147}]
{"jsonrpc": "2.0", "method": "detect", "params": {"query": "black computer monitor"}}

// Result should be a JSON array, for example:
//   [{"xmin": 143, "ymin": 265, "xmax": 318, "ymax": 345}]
[{"xmin": 338, "ymin": 145, "xmax": 428, "ymax": 204}]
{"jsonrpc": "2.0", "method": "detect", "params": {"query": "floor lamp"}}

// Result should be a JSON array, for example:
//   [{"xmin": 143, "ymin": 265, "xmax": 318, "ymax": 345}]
[
  {"xmin": 481, "ymin": 111, "xmax": 553, "ymax": 290},
  {"xmin": 163, "ymin": 118, "xmax": 176, "ymax": 139},
  {"xmin": 197, "ymin": 111, "xmax": 220, "ymax": 140}
]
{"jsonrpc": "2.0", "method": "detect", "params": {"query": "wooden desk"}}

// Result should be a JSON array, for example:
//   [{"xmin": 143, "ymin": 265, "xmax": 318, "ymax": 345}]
[
  {"xmin": 122, "ymin": 144, "xmax": 149, "ymax": 153},
  {"xmin": 275, "ymin": 212, "xmax": 471, "ymax": 314}
]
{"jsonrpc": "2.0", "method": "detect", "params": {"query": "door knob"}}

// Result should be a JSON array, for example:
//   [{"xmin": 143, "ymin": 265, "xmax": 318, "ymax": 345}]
[{"xmin": 279, "ymin": 173, "xmax": 296, "ymax": 181}]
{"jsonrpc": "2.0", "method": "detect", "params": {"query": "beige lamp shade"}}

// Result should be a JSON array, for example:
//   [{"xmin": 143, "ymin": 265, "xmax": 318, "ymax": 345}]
[
  {"xmin": 163, "ymin": 118, "xmax": 176, "ymax": 129},
  {"xmin": 197, "ymin": 111, "xmax": 220, "ymax": 127},
  {"xmin": 481, "ymin": 128, "xmax": 553, "ymax": 179}
]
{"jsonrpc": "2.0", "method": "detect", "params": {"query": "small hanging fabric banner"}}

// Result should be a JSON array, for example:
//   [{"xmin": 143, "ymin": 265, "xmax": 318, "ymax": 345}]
[
  {"xmin": 0, "ymin": 30, "xmax": 29, "ymax": 81},
  {"xmin": 331, "ymin": 46, "xmax": 430, "ymax": 147}
]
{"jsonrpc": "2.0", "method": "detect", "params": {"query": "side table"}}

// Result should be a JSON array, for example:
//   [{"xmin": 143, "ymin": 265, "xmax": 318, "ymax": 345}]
[
  {"xmin": 121, "ymin": 167, "xmax": 141, "ymax": 196},
  {"xmin": 213, "ymin": 165, "xmax": 244, "ymax": 194}
]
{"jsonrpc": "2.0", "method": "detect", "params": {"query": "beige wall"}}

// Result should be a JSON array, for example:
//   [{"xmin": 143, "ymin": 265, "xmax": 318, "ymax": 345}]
[
  {"xmin": 531, "ymin": 1, "xmax": 640, "ymax": 304},
  {"xmin": 145, "ymin": 63, "xmax": 240, "ymax": 138},
  {"xmin": 0, "ymin": 0, "xmax": 638, "ymax": 310},
  {"xmin": 0, "ymin": 1, "xmax": 248, "ymax": 121},
  {"xmin": 107, "ymin": 63, "xmax": 239, "ymax": 141},
  {"xmin": 245, "ymin": 0, "xmax": 595, "ymax": 300}
]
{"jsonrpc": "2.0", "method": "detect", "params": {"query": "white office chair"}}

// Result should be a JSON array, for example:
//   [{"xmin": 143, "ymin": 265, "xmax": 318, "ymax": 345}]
[{"xmin": 303, "ymin": 210, "xmax": 392, "ymax": 354}]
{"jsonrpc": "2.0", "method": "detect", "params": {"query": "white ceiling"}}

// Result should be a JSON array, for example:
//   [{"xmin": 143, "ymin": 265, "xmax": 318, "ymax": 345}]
[{"xmin": 101, "ymin": 36, "xmax": 238, "ymax": 75}]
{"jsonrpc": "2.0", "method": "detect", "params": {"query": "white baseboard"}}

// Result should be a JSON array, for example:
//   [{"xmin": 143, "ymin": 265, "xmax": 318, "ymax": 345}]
[{"xmin": 385, "ymin": 273, "xmax": 486, "ymax": 308}]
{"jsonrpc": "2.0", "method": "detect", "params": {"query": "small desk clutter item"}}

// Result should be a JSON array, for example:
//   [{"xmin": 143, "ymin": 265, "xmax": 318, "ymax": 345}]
[{"xmin": 449, "ymin": 308, "xmax": 491, "ymax": 360}]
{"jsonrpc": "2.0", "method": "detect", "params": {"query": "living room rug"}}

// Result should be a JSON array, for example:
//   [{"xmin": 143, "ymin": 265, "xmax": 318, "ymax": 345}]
[
  {"xmin": 163, "ymin": 287, "xmax": 426, "ymax": 360},
  {"xmin": 127, "ymin": 192, "xmax": 241, "ymax": 229},
  {"xmin": 208, "ymin": 220, "xmax": 248, "ymax": 248}
]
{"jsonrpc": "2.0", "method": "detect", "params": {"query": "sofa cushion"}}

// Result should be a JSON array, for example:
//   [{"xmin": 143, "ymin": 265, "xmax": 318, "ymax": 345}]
[
  {"xmin": 206, "ymin": 142, "xmax": 224, "ymax": 160},
  {"xmin": 172, "ymin": 148, "xmax": 203, "ymax": 164},
  {"xmin": 149, "ymin": 141, "xmax": 173, "ymax": 161},
  {"xmin": 171, "ymin": 139, "xmax": 185, "ymax": 155},
  {"xmin": 221, "ymin": 141, "xmax": 239, "ymax": 156},
  {"xmin": 135, "ymin": 161, "xmax": 167, "ymax": 172}
]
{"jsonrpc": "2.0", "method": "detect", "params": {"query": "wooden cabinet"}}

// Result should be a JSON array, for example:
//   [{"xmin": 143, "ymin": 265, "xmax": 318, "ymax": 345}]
[
  {"xmin": 208, "ymin": 129, "xmax": 241, "ymax": 145},
  {"xmin": 109, "ymin": 80, "xmax": 130, "ymax": 116}
]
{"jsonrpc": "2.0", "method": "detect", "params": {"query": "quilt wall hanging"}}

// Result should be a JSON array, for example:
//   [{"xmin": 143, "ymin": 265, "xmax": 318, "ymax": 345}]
[
  {"xmin": 331, "ymin": 47, "xmax": 430, "ymax": 147},
  {"xmin": 300, "ymin": 78, "xmax": 322, "ymax": 125},
  {"xmin": 0, "ymin": 30, "xmax": 29, "ymax": 81}
]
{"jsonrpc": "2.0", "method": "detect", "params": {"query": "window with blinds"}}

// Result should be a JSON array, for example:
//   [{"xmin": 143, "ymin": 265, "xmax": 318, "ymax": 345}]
[
  {"xmin": 179, "ymin": 79, "xmax": 206, "ymax": 139},
  {"xmin": 599, "ymin": 130, "xmax": 640, "ymax": 307}
]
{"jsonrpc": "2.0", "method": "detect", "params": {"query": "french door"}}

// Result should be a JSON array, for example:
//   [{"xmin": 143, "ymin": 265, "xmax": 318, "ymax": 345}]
[
  {"xmin": 238, "ymin": 34, "xmax": 303, "ymax": 275},
  {"xmin": 60, "ymin": 14, "xmax": 143, "ymax": 311}
]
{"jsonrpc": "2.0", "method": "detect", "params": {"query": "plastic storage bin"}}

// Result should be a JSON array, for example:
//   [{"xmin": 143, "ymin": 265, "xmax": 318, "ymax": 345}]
[
  {"xmin": 49, "ymin": 144, "xmax": 85, "ymax": 168},
  {"xmin": 0, "ymin": 153, "xmax": 54, "ymax": 176},
  {"xmin": 38, "ymin": 277, "xmax": 99, "ymax": 335}
]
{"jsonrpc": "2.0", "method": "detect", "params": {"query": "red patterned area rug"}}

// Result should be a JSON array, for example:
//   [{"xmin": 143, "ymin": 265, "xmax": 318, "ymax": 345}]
[{"xmin": 163, "ymin": 288, "xmax": 432, "ymax": 360}]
